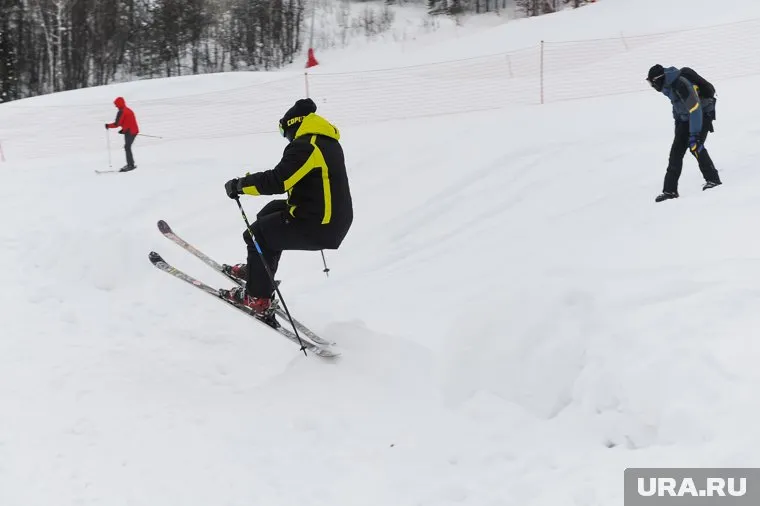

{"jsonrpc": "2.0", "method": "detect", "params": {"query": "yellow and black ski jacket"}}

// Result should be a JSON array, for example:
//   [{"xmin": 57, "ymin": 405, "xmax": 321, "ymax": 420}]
[{"xmin": 238, "ymin": 113, "xmax": 353, "ymax": 228}]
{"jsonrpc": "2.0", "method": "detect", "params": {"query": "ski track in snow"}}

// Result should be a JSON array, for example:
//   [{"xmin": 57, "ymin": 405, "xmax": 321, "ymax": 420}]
[{"xmin": 3, "ymin": 0, "xmax": 760, "ymax": 504}]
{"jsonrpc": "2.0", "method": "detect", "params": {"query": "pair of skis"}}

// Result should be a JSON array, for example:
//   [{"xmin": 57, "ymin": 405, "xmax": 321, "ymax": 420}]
[{"xmin": 149, "ymin": 220, "xmax": 340, "ymax": 358}]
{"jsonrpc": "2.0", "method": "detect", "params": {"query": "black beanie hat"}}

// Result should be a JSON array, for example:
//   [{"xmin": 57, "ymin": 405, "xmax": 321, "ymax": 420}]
[
  {"xmin": 279, "ymin": 98, "xmax": 317, "ymax": 139},
  {"xmin": 647, "ymin": 64, "xmax": 665, "ymax": 90}
]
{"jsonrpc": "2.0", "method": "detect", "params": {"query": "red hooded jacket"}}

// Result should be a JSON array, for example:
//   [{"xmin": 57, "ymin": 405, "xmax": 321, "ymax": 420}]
[{"xmin": 107, "ymin": 97, "xmax": 139, "ymax": 135}]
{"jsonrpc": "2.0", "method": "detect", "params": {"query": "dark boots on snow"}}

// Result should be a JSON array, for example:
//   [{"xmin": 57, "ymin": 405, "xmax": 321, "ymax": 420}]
[
  {"xmin": 655, "ymin": 191, "xmax": 679, "ymax": 202},
  {"xmin": 656, "ymin": 180, "xmax": 721, "ymax": 202}
]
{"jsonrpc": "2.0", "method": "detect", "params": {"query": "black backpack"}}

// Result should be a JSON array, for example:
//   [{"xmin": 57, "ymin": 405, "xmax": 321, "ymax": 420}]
[{"xmin": 680, "ymin": 67, "xmax": 716, "ymax": 98}]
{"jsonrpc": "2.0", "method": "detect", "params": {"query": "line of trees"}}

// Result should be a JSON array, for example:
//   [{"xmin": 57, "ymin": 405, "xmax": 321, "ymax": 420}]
[
  {"xmin": 515, "ymin": 0, "xmax": 596, "ymax": 16},
  {"xmin": 426, "ymin": 0, "xmax": 596, "ymax": 17},
  {"xmin": 0, "ymin": 0, "xmax": 600, "ymax": 103},
  {"xmin": 426, "ymin": 0, "xmax": 507, "ymax": 16},
  {"xmin": 0, "ymin": 0, "xmax": 305, "ymax": 103}
]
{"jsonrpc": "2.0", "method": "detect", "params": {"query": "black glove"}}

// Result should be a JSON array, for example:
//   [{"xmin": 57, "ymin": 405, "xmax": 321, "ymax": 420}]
[
  {"xmin": 104, "ymin": 123, "xmax": 109, "ymax": 130},
  {"xmin": 225, "ymin": 178, "xmax": 241, "ymax": 199}
]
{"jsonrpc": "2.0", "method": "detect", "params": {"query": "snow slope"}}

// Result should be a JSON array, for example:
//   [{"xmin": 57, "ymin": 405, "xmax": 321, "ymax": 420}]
[{"xmin": 2, "ymin": 0, "xmax": 760, "ymax": 505}]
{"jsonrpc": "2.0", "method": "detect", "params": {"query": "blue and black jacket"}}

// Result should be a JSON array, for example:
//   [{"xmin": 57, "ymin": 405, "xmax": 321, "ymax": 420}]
[{"xmin": 660, "ymin": 66, "xmax": 716, "ymax": 136}]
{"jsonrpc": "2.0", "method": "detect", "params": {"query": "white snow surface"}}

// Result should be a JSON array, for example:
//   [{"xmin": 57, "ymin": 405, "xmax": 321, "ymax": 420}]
[{"xmin": 2, "ymin": 0, "xmax": 760, "ymax": 504}]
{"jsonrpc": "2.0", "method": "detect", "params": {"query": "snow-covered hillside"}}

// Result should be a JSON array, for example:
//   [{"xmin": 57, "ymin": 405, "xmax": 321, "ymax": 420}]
[{"xmin": 2, "ymin": 0, "xmax": 760, "ymax": 505}]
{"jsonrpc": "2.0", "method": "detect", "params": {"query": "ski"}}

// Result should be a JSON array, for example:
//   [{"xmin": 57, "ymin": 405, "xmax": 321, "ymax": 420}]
[
  {"xmin": 157, "ymin": 219, "xmax": 240, "ymax": 285},
  {"xmin": 148, "ymin": 251, "xmax": 340, "ymax": 358},
  {"xmin": 156, "ymin": 219, "xmax": 335, "ymax": 346},
  {"xmin": 95, "ymin": 165, "xmax": 136, "ymax": 174}
]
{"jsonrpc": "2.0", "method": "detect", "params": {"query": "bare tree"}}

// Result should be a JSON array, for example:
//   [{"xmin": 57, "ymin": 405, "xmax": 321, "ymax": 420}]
[{"xmin": 0, "ymin": 0, "xmax": 21, "ymax": 102}]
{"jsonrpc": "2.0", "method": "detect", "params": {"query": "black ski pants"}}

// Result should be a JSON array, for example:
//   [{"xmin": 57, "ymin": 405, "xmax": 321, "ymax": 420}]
[
  {"xmin": 663, "ymin": 118, "xmax": 720, "ymax": 193},
  {"xmin": 242, "ymin": 200, "xmax": 349, "ymax": 298},
  {"xmin": 124, "ymin": 133, "xmax": 136, "ymax": 168}
]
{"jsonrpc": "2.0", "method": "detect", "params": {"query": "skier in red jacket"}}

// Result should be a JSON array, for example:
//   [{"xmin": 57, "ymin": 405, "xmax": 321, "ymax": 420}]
[{"xmin": 105, "ymin": 97, "xmax": 139, "ymax": 172}]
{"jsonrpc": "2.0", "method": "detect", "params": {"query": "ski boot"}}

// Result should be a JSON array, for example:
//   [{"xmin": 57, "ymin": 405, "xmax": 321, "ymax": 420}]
[
  {"xmin": 655, "ymin": 191, "xmax": 678, "ymax": 203},
  {"xmin": 220, "ymin": 286, "xmax": 274, "ymax": 318},
  {"xmin": 222, "ymin": 263, "xmax": 247, "ymax": 283}
]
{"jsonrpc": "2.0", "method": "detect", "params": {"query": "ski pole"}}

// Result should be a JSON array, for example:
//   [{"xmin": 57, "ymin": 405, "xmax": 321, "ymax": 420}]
[
  {"xmin": 320, "ymin": 251, "xmax": 330, "ymax": 277},
  {"xmin": 105, "ymin": 130, "xmax": 112, "ymax": 168},
  {"xmin": 139, "ymin": 133, "xmax": 163, "ymax": 139},
  {"xmin": 234, "ymin": 197, "xmax": 308, "ymax": 356}
]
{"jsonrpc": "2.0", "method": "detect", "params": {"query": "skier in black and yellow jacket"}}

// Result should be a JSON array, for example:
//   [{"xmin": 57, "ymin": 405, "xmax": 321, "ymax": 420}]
[{"xmin": 221, "ymin": 98, "xmax": 353, "ymax": 315}]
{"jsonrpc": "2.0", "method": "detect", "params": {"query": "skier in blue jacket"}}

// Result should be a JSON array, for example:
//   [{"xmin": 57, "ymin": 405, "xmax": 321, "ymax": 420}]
[{"xmin": 646, "ymin": 64, "xmax": 722, "ymax": 203}]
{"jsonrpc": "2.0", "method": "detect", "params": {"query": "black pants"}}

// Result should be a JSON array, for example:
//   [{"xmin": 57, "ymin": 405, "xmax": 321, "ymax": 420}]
[
  {"xmin": 242, "ymin": 200, "xmax": 350, "ymax": 298},
  {"xmin": 663, "ymin": 119, "xmax": 720, "ymax": 193},
  {"xmin": 124, "ymin": 133, "xmax": 136, "ymax": 168}
]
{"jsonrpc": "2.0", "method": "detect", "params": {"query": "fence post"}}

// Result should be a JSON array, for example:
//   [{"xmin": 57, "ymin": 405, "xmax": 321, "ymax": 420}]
[
  {"xmin": 506, "ymin": 54, "xmax": 514, "ymax": 78},
  {"xmin": 540, "ymin": 40, "xmax": 545, "ymax": 105}
]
